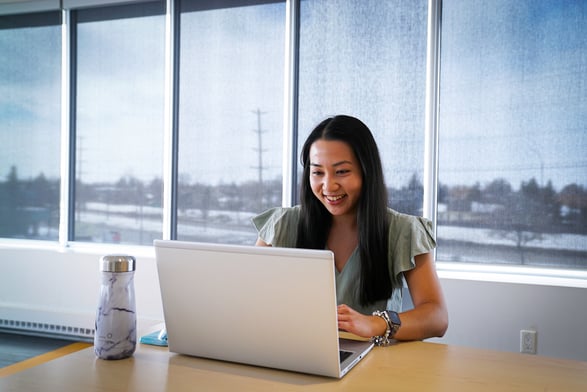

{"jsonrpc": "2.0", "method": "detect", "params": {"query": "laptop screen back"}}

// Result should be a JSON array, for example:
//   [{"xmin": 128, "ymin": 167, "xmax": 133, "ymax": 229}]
[{"xmin": 154, "ymin": 240, "xmax": 343, "ymax": 377}]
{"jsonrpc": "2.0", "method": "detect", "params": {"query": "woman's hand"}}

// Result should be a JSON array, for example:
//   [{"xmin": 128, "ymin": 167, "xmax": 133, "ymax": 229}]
[
  {"xmin": 337, "ymin": 304, "xmax": 387, "ymax": 339},
  {"xmin": 337, "ymin": 252, "xmax": 448, "ymax": 341}
]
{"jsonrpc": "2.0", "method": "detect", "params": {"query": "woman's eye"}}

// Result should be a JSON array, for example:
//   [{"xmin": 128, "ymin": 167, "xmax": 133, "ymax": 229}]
[{"xmin": 336, "ymin": 169, "xmax": 350, "ymax": 175}]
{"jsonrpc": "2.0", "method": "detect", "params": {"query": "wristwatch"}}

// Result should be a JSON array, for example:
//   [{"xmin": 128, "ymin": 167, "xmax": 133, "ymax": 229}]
[{"xmin": 386, "ymin": 310, "xmax": 401, "ymax": 338}]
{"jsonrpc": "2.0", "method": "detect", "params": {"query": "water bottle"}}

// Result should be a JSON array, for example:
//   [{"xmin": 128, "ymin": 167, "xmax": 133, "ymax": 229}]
[{"xmin": 94, "ymin": 255, "xmax": 137, "ymax": 360}]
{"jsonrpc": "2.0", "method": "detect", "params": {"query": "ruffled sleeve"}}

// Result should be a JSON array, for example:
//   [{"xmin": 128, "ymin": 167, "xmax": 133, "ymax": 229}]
[
  {"xmin": 387, "ymin": 209, "xmax": 436, "ymax": 287},
  {"xmin": 251, "ymin": 206, "xmax": 301, "ymax": 248}
]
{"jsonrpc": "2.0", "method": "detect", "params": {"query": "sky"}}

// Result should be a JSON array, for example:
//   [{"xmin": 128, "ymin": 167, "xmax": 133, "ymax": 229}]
[
  {"xmin": 438, "ymin": 0, "xmax": 587, "ymax": 190},
  {"xmin": 0, "ymin": 24, "xmax": 62, "ymax": 182},
  {"xmin": 1, "ymin": 0, "xmax": 585, "ymax": 192}
]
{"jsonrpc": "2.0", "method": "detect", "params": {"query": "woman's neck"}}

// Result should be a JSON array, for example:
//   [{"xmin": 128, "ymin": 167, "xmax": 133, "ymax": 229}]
[
  {"xmin": 328, "ymin": 213, "xmax": 359, "ymax": 272},
  {"xmin": 330, "ymin": 211, "xmax": 358, "ymax": 229}
]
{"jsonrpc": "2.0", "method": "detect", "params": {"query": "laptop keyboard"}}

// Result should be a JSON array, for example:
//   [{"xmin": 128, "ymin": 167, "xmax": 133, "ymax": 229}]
[{"xmin": 339, "ymin": 350, "xmax": 353, "ymax": 363}]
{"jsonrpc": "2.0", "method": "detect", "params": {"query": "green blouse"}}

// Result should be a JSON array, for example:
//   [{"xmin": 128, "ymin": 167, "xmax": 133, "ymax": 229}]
[{"xmin": 251, "ymin": 206, "xmax": 436, "ymax": 315}]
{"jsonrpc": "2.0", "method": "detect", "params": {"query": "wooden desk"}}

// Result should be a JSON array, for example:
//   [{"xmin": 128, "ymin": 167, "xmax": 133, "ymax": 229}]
[{"xmin": 1, "ymin": 340, "xmax": 585, "ymax": 391}]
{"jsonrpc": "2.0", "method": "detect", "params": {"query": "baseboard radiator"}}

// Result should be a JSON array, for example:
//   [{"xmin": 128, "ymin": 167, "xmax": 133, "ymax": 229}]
[{"xmin": 0, "ymin": 306, "xmax": 95, "ymax": 342}]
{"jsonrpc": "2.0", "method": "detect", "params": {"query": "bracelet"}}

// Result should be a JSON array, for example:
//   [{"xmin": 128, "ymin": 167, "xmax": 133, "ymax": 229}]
[{"xmin": 371, "ymin": 310, "xmax": 392, "ymax": 346}]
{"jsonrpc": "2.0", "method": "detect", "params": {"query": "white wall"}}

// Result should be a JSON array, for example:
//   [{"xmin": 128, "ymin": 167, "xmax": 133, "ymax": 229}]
[
  {"xmin": 430, "ymin": 278, "xmax": 586, "ymax": 361},
  {"xmin": 0, "ymin": 244, "xmax": 163, "ymax": 337},
  {"xmin": 0, "ymin": 244, "xmax": 586, "ymax": 361}
]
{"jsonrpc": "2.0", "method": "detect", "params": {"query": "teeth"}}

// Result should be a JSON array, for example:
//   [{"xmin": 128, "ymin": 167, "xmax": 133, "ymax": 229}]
[{"xmin": 326, "ymin": 195, "xmax": 345, "ymax": 201}]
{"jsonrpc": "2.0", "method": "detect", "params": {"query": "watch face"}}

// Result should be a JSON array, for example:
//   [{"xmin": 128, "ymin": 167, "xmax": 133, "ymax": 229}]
[{"xmin": 387, "ymin": 311, "xmax": 401, "ymax": 325}]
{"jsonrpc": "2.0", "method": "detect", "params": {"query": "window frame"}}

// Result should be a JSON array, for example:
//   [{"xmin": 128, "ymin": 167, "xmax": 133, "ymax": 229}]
[
  {"xmin": 0, "ymin": 9, "xmax": 62, "ymax": 242},
  {"xmin": 64, "ymin": 0, "xmax": 166, "ymax": 245},
  {"xmin": 0, "ymin": 0, "xmax": 585, "ymax": 286},
  {"xmin": 434, "ymin": 0, "xmax": 587, "ymax": 277}
]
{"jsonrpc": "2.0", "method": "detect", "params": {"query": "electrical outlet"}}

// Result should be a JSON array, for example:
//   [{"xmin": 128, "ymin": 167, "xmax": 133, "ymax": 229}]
[{"xmin": 520, "ymin": 330, "xmax": 537, "ymax": 354}]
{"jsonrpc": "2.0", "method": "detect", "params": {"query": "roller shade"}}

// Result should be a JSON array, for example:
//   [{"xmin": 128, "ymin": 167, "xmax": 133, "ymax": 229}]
[{"xmin": 0, "ymin": 0, "xmax": 150, "ymax": 15}]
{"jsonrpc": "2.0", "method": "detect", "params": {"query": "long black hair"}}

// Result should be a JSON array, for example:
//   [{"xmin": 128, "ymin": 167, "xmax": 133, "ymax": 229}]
[{"xmin": 296, "ymin": 115, "xmax": 392, "ymax": 306}]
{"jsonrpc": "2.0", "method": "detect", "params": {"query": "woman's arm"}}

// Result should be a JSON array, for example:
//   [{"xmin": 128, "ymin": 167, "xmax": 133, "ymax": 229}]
[
  {"xmin": 255, "ymin": 237, "xmax": 271, "ymax": 246},
  {"xmin": 394, "ymin": 252, "xmax": 448, "ymax": 340},
  {"xmin": 337, "ymin": 252, "xmax": 448, "ymax": 341}
]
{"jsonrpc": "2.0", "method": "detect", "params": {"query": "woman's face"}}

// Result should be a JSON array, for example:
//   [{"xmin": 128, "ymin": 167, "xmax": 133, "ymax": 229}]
[{"xmin": 308, "ymin": 139, "xmax": 363, "ymax": 218}]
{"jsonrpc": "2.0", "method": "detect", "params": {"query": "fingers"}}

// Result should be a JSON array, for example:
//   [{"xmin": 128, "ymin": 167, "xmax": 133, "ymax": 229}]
[
  {"xmin": 337, "ymin": 304, "xmax": 350, "ymax": 331},
  {"xmin": 337, "ymin": 304, "xmax": 361, "ymax": 335},
  {"xmin": 337, "ymin": 303, "xmax": 352, "ymax": 314},
  {"xmin": 337, "ymin": 304, "xmax": 377, "ymax": 338}
]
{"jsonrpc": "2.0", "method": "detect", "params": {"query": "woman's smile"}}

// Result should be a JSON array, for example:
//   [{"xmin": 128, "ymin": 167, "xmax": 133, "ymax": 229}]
[
  {"xmin": 324, "ymin": 193, "xmax": 347, "ymax": 203},
  {"xmin": 309, "ymin": 139, "xmax": 362, "ymax": 217}
]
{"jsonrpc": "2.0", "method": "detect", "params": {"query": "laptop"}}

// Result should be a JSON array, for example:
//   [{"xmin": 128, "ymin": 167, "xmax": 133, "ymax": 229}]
[{"xmin": 153, "ymin": 239, "xmax": 374, "ymax": 378}]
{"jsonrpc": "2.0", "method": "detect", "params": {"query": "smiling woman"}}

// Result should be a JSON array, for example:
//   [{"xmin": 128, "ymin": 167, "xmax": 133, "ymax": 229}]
[
  {"xmin": 254, "ymin": 115, "xmax": 448, "ymax": 343},
  {"xmin": 308, "ymin": 139, "xmax": 363, "ymax": 219}
]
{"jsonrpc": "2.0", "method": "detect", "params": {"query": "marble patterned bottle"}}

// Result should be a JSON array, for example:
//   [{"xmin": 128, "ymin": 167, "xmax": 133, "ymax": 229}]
[{"xmin": 94, "ymin": 255, "xmax": 137, "ymax": 360}]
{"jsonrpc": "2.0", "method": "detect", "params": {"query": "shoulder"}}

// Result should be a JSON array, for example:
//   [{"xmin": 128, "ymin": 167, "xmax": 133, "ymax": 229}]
[
  {"xmin": 251, "ymin": 206, "xmax": 301, "ymax": 247},
  {"xmin": 252, "ymin": 206, "xmax": 300, "ymax": 228},
  {"xmin": 385, "ymin": 208, "xmax": 436, "ymax": 284},
  {"xmin": 386, "ymin": 208, "xmax": 434, "ymax": 238}
]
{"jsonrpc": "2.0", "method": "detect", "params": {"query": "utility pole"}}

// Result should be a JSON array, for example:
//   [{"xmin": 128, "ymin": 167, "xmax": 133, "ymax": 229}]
[
  {"xmin": 76, "ymin": 135, "xmax": 84, "ymax": 221},
  {"xmin": 251, "ymin": 109, "xmax": 268, "ymax": 209}
]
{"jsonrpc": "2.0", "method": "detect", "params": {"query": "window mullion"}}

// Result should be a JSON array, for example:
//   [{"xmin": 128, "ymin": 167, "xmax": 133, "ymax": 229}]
[
  {"xmin": 423, "ymin": 0, "xmax": 441, "ymax": 230},
  {"xmin": 282, "ymin": 0, "xmax": 299, "ymax": 207},
  {"xmin": 162, "ymin": 0, "xmax": 179, "ymax": 240}
]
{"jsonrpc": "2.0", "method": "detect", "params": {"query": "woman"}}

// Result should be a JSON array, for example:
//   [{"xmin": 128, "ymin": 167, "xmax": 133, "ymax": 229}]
[{"xmin": 253, "ymin": 115, "xmax": 448, "ymax": 343}]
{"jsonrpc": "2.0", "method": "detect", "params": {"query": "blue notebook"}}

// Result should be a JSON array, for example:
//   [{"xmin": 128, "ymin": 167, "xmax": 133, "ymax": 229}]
[{"xmin": 139, "ymin": 329, "xmax": 168, "ymax": 347}]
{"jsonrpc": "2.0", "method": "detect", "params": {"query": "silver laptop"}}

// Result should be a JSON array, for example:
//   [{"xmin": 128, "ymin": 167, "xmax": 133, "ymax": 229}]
[{"xmin": 154, "ymin": 239, "xmax": 374, "ymax": 378}]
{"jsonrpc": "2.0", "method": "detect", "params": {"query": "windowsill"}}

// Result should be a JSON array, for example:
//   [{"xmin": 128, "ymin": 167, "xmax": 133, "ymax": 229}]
[
  {"xmin": 0, "ymin": 239, "xmax": 155, "ymax": 259},
  {"xmin": 437, "ymin": 261, "xmax": 587, "ymax": 289}
]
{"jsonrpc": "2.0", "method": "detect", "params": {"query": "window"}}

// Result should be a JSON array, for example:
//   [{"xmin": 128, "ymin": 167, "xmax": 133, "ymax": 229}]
[
  {"xmin": 0, "ymin": 12, "xmax": 61, "ymax": 240},
  {"xmin": 176, "ymin": 0, "xmax": 285, "ymax": 244},
  {"xmin": 73, "ymin": 2, "xmax": 166, "ymax": 245},
  {"xmin": 2, "ymin": 0, "xmax": 586, "ymax": 276},
  {"xmin": 438, "ymin": 0, "xmax": 587, "ymax": 269},
  {"xmin": 298, "ymin": 0, "xmax": 428, "ymax": 215}
]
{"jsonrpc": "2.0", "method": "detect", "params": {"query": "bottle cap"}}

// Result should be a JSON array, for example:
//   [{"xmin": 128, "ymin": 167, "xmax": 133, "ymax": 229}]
[{"xmin": 100, "ymin": 255, "xmax": 136, "ymax": 272}]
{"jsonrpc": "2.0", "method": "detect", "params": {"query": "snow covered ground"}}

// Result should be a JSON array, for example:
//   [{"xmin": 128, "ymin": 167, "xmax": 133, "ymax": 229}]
[{"xmin": 72, "ymin": 202, "xmax": 586, "ymax": 252}]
